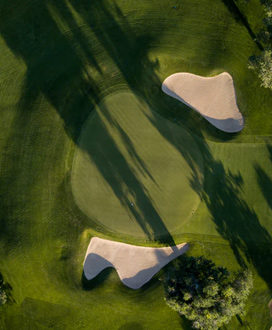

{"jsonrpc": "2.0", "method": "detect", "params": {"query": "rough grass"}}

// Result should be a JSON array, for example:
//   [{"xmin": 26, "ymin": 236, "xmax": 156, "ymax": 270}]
[{"xmin": 0, "ymin": 0, "xmax": 271, "ymax": 329}]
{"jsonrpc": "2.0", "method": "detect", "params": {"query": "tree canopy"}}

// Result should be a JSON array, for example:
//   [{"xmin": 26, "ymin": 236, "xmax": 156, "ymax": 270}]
[
  {"xmin": 163, "ymin": 256, "xmax": 253, "ymax": 330},
  {"xmin": 0, "ymin": 279, "xmax": 7, "ymax": 306},
  {"xmin": 248, "ymin": 0, "xmax": 272, "ymax": 89},
  {"xmin": 0, "ymin": 273, "xmax": 12, "ymax": 306}
]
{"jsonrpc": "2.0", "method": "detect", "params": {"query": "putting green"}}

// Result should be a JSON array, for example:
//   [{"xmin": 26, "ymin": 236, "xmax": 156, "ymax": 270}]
[{"xmin": 71, "ymin": 91, "xmax": 203, "ymax": 239}]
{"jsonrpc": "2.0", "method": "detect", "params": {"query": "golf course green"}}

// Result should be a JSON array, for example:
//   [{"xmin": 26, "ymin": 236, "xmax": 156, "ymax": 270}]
[
  {"xmin": 0, "ymin": 0, "xmax": 271, "ymax": 329},
  {"xmin": 72, "ymin": 91, "xmax": 203, "ymax": 239}
]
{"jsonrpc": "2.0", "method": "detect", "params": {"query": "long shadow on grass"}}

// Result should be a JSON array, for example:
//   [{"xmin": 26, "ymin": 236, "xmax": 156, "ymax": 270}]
[
  {"xmin": 1, "ymin": 0, "xmax": 272, "ymax": 290},
  {"xmin": 0, "ymin": 0, "xmax": 178, "ymax": 246},
  {"xmin": 146, "ymin": 108, "xmax": 272, "ymax": 289},
  {"xmin": 221, "ymin": 0, "xmax": 263, "ymax": 50},
  {"xmin": 0, "ymin": 0, "xmax": 102, "ymax": 247},
  {"xmin": 255, "ymin": 165, "xmax": 272, "ymax": 210},
  {"xmin": 255, "ymin": 144, "xmax": 272, "ymax": 210},
  {"xmin": 80, "ymin": 104, "xmax": 176, "ymax": 244}
]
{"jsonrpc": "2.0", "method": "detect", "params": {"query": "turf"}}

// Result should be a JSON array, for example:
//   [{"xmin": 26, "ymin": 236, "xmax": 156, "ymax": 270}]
[
  {"xmin": 72, "ymin": 91, "xmax": 203, "ymax": 239},
  {"xmin": 0, "ymin": 0, "xmax": 272, "ymax": 329}
]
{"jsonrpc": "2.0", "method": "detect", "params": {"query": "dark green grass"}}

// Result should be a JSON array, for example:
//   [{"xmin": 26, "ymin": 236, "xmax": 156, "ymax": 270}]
[
  {"xmin": 235, "ymin": 0, "xmax": 265, "ymax": 36},
  {"xmin": 0, "ymin": 0, "xmax": 271, "ymax": 329}
]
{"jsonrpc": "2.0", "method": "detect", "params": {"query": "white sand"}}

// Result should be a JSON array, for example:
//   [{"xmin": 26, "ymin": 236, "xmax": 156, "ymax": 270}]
[
  {"xmin": 83, "ymin": 237, "xmax": 189, "ymax": 289},
  {"xmin": 162, "ymin": 72, "xmax": 244, "ymax": 133}
]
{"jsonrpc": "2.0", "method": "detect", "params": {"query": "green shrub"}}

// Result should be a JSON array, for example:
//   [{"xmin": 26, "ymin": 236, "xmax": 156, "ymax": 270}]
[
  {"xmin": 249, "ymin": 0, "xmax": 272, "ymax": 89},
  {"xmin": 249, "ymin": 50, "xmax": 272, "ymax": 89},
  {"xmin": 0, "ymin": 273, "xmax": 11, "ymax": 306},
  {"xmin": 0, "ymin": 289, "xmax": 7, "ymax": 306},
  {"xmin": 163, "ymin": 256, "xmax": 253, "ymax": 330}
]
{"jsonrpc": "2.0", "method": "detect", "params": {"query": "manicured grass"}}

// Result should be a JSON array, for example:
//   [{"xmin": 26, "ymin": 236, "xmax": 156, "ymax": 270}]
[
  {"xmin": 72, "ymin": 91, "xmax": 203, "ymax": 240},
  {"xmin": 235, "ymin": 0, "xmax": 265, "ymax": 35},
  {"xmin": 0, "ymin": 0, "xmax": 271, "ymax": 329}
]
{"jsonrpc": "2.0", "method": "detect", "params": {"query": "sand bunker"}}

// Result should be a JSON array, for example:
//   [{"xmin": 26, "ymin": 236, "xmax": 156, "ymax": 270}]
[
  {"xmin": 162, "ymin": 72, "xmax": 244, "ymax": 133},
  {"xmin": 83, "ymin": 237, "xmax": 189, "ymax": 289}
]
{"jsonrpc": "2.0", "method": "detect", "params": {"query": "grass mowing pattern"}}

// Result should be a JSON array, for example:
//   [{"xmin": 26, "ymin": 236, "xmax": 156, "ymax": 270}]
[
  {"xmin": 0, "ymin": 0, "xmax": 272, "ymax": 328},
  {"xmin": 72, "ymin": 91, "xmax": 203, "ymax": 239}
]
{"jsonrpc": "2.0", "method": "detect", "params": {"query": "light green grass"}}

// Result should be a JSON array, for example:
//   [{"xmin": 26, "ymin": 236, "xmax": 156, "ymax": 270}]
[{"xmin": 0, "ymin": 0, "xmax": 271, "ymax": 329}]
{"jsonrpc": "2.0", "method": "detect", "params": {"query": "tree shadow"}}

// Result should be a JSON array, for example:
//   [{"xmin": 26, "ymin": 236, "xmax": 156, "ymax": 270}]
[
  {"xmin": 254, "ymin": 144, "xmax": 272, "ymax": 210},
  {"xmin": 221, "ymin": 0, "xmax": 263, "ymax": 50},
  {"xmin": 81, "ymin": 100, "xmax": 179, "ymax": 244},
  {"xmin": 145, "ymin": 106, "xmax": 272, "ymax": 290},
  {"xmin": 203, "ymin": 161, "xmax": 272, "ymax": 290},
  {"xmin": 0, "ymin": 0, "xmax": 243, "ymax": 250},
  {"xmin": 1, "ymin": 0, "xmax": 271, "ymax": 292},
  {"xmin": 0, "ymin": 0, "xmax": 177, "ymax": 246},
  {"xmin": 267, "ymin": 144, "xmax": 272, "ymax": 161},
  {"xmin": 255, "ymin": 165, "xmax": 272, "ymax": 211}
]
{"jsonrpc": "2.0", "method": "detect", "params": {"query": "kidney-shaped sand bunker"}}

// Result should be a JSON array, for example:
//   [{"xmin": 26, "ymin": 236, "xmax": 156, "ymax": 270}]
[
  {"xmin": 71, "ymin": 91, "xmax": 203, "ymax": 239},
  {"xmin": 162, "ymin": 72, "xmax": 244, "ymax": 133}
]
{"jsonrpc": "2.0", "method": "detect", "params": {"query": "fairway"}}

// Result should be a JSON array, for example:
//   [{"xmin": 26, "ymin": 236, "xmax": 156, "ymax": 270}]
[
  {"xmin": 0, "ymin": 0, "xmax": 272, "ymax": 329},
  {"xmin": 72, "ymin": 91, "xmax": 203, "ymax": 239}
]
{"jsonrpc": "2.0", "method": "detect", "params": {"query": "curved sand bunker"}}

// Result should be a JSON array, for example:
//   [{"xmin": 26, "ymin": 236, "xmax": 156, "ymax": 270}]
[
  {"xmin": 162, "ymin": 72, "xmax": 244, "ymax": 133},
  {"xmin": 83, "ymin": 237, "xmax": 189, "ymax": 289}
]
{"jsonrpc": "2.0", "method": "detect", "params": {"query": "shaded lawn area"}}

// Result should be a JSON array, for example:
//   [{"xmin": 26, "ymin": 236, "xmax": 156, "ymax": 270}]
[{"xmin": 0, "ymin": 0, "xmax": 271, "ymax": 329}]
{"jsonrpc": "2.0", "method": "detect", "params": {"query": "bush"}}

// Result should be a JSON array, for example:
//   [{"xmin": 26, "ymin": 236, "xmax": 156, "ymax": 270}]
[
  {"xmin": 249, "ymin": 50, "xmax": 272, "ymax": 89},
  {"xmin": 0, "ymin": 273, "xmax": 11, "ymax": 306},
  {"xmin": 249, "ymin": 0, "xmax": 272, "ymax": 89},
  {"xmin": 0, "ymin": 289, "xmax": 7, "ymax": 306},
  {"xmin": 163, "ymin": 256, "xmax": 253, "ymax": 330}
]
